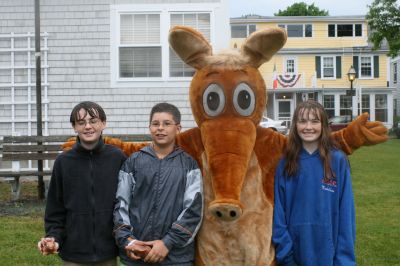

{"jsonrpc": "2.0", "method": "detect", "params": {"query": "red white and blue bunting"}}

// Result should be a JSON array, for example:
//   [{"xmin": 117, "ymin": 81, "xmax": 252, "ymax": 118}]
[{"xmin": 277, "ymin": 74, "xmax": 301, "ymax": 88}]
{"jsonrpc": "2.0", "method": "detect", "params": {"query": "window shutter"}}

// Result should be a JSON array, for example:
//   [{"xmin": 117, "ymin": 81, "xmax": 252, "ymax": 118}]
[
  {"xmin": 316, "ymin": 56, "xmax": 321, "ymax": 78},
  {"xmin": 374, "ymin": 55, "xmax": 379, "ymax": 77},
  {"xmin": 336, "ymin": 56, "xmax": 341, "ymax": 78},
  {"xmin": 353, "ymin": 56, "xmax": 359, "ymax": 78}
]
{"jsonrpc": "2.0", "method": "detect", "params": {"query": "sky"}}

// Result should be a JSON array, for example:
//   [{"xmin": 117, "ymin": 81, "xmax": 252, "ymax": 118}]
[{"xmin": 229, "ymin": 0, "xmax": 376, "ymax": 17}]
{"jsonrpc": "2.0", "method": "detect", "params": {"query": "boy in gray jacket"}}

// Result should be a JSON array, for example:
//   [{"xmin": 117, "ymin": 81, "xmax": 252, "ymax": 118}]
[{"xmin": 113, "ymin": 103, "xmax": 203, "ymax": 266}]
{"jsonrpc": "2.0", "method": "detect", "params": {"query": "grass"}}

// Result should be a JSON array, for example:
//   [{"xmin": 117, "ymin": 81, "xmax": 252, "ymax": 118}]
[
  {"xmin": 350, "ymin": 139, "xmax": 400, "ymax": 265},
  {"xmin": 0, "ymin": 139, "xmax": 399, "ymax": 265}
]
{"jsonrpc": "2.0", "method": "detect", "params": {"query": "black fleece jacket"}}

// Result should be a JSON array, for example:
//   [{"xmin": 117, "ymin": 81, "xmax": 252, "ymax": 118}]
[{"xmin": 45, "ymin": 138, "xmax": 126, "ymax": 263}]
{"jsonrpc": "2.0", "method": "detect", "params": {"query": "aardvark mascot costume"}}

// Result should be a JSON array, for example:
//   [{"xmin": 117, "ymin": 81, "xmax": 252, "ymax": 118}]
[{"xmin": 65, "ymin": 26, "xmax": 388, "ymax": 265}]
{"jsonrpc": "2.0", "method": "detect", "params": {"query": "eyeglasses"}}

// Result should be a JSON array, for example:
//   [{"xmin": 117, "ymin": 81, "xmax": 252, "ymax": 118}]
[
  {"xmin": 76, "ymin": 118, "xmax": 101, "ymax": 127},
  {"xmin": 150, "ymin": 120, "xmax": 179, "ymax": 128}
]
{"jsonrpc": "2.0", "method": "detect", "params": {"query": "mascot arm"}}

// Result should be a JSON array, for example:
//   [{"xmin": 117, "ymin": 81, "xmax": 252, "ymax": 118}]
[
  {"xmin": 332, "ymin": 113, "xmax": 388, "ymax": 155},
  {"xmin": 176, "ymin": 128, "xmax": 204, "ymax": 168},
  {"xmin": 61, "ymin": 136, "xmax": 149, "ymax": 156},
  {"xmin": 103, "ymin": 136, "xmax": 149, "ymax": 156}
]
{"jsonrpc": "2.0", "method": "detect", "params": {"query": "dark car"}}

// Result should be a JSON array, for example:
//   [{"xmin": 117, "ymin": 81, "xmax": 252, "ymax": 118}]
[{"xmin": 328, "ymin": 115, "xmax": 353, "ymax": 132}]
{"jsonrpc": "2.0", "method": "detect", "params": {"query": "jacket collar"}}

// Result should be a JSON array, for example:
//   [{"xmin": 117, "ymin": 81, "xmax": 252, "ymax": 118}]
[
  {"xmin": 141, "ymin": 144, "xmax": 183, "ymax": 159},
  {"xmin": 73, "ymin": 136, "xmax": 105, "ymax": 154}
]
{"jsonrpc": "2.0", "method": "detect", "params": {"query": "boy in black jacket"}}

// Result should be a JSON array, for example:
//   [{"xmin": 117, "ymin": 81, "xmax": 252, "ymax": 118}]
[{"xmin": 38, "ymin": 101, "xmax": 126, "ymax": 266}]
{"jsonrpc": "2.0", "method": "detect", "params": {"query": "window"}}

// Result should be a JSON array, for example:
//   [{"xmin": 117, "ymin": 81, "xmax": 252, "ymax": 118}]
[
  {"xmin": 231, "ymin": 24, "xmax": 256, "ymax": 38},
  {"xmin": 360, "ymin": 56, "xmax": 372, "ymax": 78},
  {"xmin": 328, "ymin": 23, "xmax": 362, "ymax": 37},
  {"xmin": 361, "ymin": 94, "xmax": 370, "ymax": 114},
  {"xmin": 375, "ymin": 94, "xmax": 387, "ymax": 122},
  {"xmin": 340, "ymin": 95, "xmax": 352, "ymax": 116},
  {"xmin": 119, "ymin": 14, "xmax": 161, "ymax": 77},
  {"xmin": 116, "ymin": 10, "xmax": 211, "ymax": 80},
  {"xmin": 278, "ymin": 24, "xmax": 312, "ymax": 38},
  {"xmin": 170, "ymin": 13, "xmax": 210, "ymax": 77},
  {"xmin": 355, "ymin": 24, "xmax": 362, "ymax": 36},
  {"xmin": 322, "ymin": 56, "xmax": 335, "ymax": 78},
  {"xmin": 394, "ymin": 63, "xmax": 397, "ymax": 84},
  {"xmin": 324, "ymin": 95, "xmax": 335, "ymax": 118},
  {"xmin": 284, "ymin": 58, "xmax": 296, "ymax": 73},
  {"xmin": 328, "ymin": 24, "xmax": 335, "ymax": 37},
  {"xmin": 337, "ymin": 24, "xmax": 353, "ymax": 37}
]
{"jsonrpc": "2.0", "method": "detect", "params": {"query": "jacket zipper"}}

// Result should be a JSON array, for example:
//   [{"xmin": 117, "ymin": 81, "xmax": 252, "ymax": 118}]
[
  {"xmin": 151, "ymin": 158, "xmax": 162, "ymax": 240},
  {"xmin": 90, "ymin": 151, "xmax": 97, "ymax": 257}
]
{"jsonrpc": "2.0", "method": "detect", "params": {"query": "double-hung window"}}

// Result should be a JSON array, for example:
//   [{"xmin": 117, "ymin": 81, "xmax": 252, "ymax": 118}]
[
  {"xmin": 321, "ymin": 56, "xmax": 335, "ymax": 79},
  {"xmin": 360, "ymin": 56, "xmax": 372, "ymax": 78},
  {"xmin": 112, "ymin": 6, "xmax": 213, "ymax": 84},
  {"xmin": 119, "ymin": 14, "xmax": 161, "ymax": 78},
  {"xmin": 393, "ymin": 62, "xmax": 397, "ymax": 84},
  {"xmin": 170, "ymin": 13, "xmax": 210, "ymax": 77}
]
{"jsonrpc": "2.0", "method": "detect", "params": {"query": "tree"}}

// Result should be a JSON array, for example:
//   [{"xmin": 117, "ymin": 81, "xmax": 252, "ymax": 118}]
[
  {"xmin": 274, "ymin": 2, "xmax": 329, "ymax": 16},
  {"xmin": 367, "ymin": 0, "xmax": 400, "ymax": 57}
]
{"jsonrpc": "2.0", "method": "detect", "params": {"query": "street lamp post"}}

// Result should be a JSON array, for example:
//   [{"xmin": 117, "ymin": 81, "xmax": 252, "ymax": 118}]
[{"xmin": 347, "ymin": 65, "xmax": 357, "ymax": 121}]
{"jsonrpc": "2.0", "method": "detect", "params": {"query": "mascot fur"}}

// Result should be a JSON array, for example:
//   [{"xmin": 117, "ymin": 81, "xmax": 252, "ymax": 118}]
[{"xmin": 64, "ymin": 26, "xmax": 388, "ymax": 265}]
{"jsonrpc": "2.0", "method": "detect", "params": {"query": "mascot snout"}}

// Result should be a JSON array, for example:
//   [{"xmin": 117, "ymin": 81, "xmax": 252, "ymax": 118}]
[{"xmin": 201, "ymin": 118, "xmax": 256, "ymax": 222}]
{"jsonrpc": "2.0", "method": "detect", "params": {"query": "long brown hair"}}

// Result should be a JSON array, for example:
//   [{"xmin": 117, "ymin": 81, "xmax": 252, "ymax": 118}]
[{"xmin": 284, "ymin": 100, "xmax": 338, "ymax": 181}]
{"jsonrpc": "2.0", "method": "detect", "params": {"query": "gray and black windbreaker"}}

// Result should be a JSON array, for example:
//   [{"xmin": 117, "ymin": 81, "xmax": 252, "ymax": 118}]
[{"xmin": 113, "ymin": 145, "xmax": 203, "ymax": 265}]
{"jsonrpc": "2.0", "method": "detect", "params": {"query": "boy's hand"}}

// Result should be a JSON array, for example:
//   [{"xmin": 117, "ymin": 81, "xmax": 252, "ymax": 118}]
[
  {"xmin": 125, "ymin": 240, "xmax": 152, "ymax": 261},
  {"xmin": 37, "ymin": 237, "xmax": 59, "ymax": 255},
  {"xmin": 143, "ymin": 240, "xmax": 169, "ymax": 263}
]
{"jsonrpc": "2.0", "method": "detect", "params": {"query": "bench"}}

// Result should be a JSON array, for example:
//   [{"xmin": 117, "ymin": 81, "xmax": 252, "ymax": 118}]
[{"xmin": 0, "ymin": 134, "xmax": 151, "ymax": 200}]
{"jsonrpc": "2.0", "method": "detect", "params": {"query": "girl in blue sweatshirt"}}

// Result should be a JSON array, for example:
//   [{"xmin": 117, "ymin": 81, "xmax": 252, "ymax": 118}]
[{"xmin": 272, "ymin": 100, "xmax": 356, "ymax": 266}]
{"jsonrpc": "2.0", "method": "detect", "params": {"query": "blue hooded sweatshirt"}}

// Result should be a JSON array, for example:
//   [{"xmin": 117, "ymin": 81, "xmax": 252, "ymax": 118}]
[{"xmin": 272, "ymin": 148, "xmax": 355, "ymax": 266}]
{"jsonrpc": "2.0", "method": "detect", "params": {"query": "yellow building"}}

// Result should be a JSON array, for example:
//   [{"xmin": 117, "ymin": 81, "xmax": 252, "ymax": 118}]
[{"xmin": 231, "ymin": 15, "xmax": 394, "ymax": 128}]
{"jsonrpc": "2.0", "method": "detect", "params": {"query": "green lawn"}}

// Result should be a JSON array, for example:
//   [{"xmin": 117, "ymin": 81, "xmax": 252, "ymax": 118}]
[
  {"xmin": 350, "ymin": 139, "xmax": 400, "ymax": 265},
  {"xmin": 0, "ymin": 139, "xmax": 399, "ymax": 265}
]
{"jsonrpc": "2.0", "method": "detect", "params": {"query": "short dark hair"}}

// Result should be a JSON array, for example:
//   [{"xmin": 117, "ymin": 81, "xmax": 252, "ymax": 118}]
[
  {"xmin": 70, "ymin": 101, "xmax": 106, "ymax": 125},
  {"xmin": 149, "ymin": 102, "xmax": 181, "ymax": 124}
]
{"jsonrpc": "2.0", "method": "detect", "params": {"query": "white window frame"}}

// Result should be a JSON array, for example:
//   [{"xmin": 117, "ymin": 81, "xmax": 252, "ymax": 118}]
[
  {"xmin": 321, "ymin": 55, "xmax": 336, "ymax": 80},
  {"xmin": 328, "ymin": 23, "xmax": 363, "ymax": 37},
  {"xmin": 110, "ymin": 4, "xmax": 217, "ymax": 87},
  {"xmin": 231, "ymin": 24, "xmax": 256, "ymax": 38},
  {"xmin": 278, "ymin": 24, "xmax": 313, "ymax": 38},
  {"xmin": 359, "ymin": 55, "xmax": 374, "ymax": 79},
  {"xmin": 283, "ymin": 57, "xmax": 298, "ymax": 74}
]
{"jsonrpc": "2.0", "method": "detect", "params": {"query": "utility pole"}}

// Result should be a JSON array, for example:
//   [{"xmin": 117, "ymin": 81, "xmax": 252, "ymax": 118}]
[{"xmin": 35, "ymin": 0, "xmax": 45, "ymax": 199}]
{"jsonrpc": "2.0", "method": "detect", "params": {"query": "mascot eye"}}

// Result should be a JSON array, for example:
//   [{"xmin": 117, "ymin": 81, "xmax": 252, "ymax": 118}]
[
  {"xmin": 203, "ymin": 83, "xmax": 225, "ymax": 117},
  {"xmin": 233, "ymin": 83, "xmax": 255, "ymax": 116}
]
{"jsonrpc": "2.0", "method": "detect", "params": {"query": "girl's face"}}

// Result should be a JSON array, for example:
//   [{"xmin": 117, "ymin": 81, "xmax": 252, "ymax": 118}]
[{"xmin": 296, "ymin": 108, "xmax": 322, "ymax": 146}]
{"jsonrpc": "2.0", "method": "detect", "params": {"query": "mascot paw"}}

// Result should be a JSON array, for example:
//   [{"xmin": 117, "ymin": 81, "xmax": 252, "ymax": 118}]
[
  {"xmin": 61, "ymin": 137, "xmax": 77, "ymax": 151},
  {"xmin": 344, "ymin": 113, "xmax": 388, "ymax": 149}
]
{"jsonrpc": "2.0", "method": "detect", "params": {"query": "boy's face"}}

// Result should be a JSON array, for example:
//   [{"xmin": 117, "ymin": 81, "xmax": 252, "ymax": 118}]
[
  {"xmin": 73, "ymin": 108, "xmax": 106, "ymax": 146},
  {"xmin": 149, "ymin": 112, "xmax": 181, "ymax": 149}
]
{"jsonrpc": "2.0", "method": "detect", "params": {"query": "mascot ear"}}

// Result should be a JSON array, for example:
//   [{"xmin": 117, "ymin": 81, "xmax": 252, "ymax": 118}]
[
  {"xmin": 169, "ymin": 26, "xmax": 212, "ymax": 70},
  {"xmin": 241, "ymin": 27, "xmax": 287, "ymax": 68}
]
